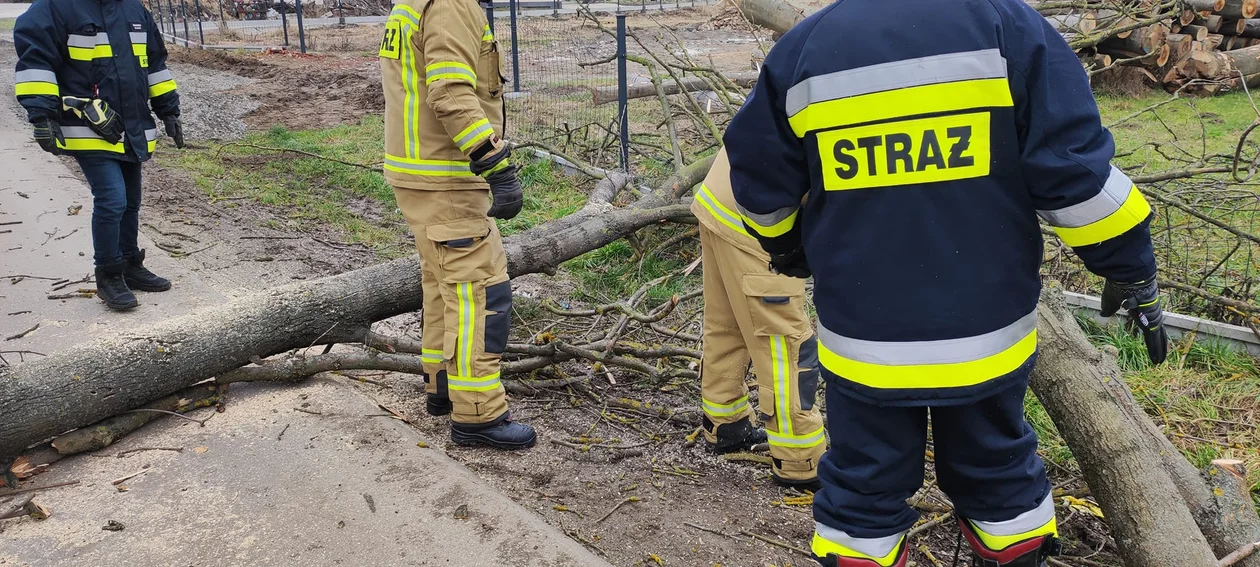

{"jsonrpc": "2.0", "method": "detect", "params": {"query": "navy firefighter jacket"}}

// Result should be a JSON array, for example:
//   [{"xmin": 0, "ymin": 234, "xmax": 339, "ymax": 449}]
[
  {"xmin": 725, "ymin": 0, "xmax": 1158, "ymax": 406},
  {"xmin": 14, "ymin": 0, "xmax": 180, "ymax": 161}
]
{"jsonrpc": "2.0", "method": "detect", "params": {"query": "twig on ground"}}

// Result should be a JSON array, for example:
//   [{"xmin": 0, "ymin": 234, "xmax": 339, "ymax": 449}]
[
  {"xmin": 0, "ymin": 480, "xmax": 80, "ymax": 497},
  {"xmin": 907, "ymin": 512, "xmax": 955, "ymax": 539},
  {"xmin": 684, "ymin": 521, "xmax": 740, "ymax": 539},
  {"xmin": 594, "ymin": 496, "xmax": 641, "ymax": 524},
  {"xmin": 116, "ymin": 447, "xmax": 183, "ymax": 458},
  {"xmin": 50, "ymin": 275, "xmax": 93, "ymax": 292},
  {"xmin": 1220, "ymin": 541, "xmax": 1260, "ymax": 567},
  {"xmin": 124, "ymin": 408, "xmax": 214, "ymax": 426},
  {"xmin": 740, "ymin": 530, "xmax": 811, "ymax": 556},
  {"xmin": 52, "ymin": 228, "xmax": 79, "ymax": 241},
  {"xmin": 5, "ymin": 324, "xmax": 39, "ymax": 341},
  {"xmin": 277, "ymin": 424, "xmax": 291, "ymax": 441},
  {"xmin": 111, "ymin": 468, "xmax": 149, "ymax": 486},
  {"xmin": 47, "ymin": 290, "xmax": 95, "ymax": 300}
]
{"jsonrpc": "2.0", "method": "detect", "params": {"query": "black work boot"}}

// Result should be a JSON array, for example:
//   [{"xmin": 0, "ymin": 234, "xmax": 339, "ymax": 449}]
[
  {"xmin": 703, "ymin": 415, "xmax": 767, "ymax": 454},
  {"xmin": 772, "ymin": 469, "xmax": 822, "ymax": 492},
  {"xmin": 426, "ymin": 395, "xmax": 452, "ymax": 416},
  {"xmin": 451, "ymin": 413, "xmax": 537, "ymax": 450},
  {"xmin": 94, "ymin": 261, "xmax": 139, "ymax": 311},
  {"xmin": 123, "ymin": 249, "xmax": 171, "ymax": 292}
]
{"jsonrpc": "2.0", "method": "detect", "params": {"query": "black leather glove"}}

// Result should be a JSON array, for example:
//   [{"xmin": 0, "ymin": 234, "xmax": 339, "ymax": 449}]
[
  {"xmin": 1101, "ymin": 278, "xmax": 1169, "ymax": 365},
  {"xmin": 32, "ymin": 118, "xmax": 64, "ymax": 155},
  {"xmin": 769, "ymin": 247, "xmax": 811, "ymax": 279},
  {"xmin": 485, "ymin": 166, "xmax": 523, "ymax": 220},
  {"xmin": 61, "ymin": 96, "xmax": 123, "ymax": 144},
  {"xmin": 162, "ymin": 115, "xmax": 185, "ymax": 148}
]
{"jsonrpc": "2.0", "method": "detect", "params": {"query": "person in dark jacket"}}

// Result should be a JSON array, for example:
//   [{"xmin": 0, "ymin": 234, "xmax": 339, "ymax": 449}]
[
  {"xmin": 723, "ymin": 0, "xmax": 1169, "ymax": 565},
  {"xmin": 14, "ymin": 0, "xmax": 184, "ymax": 311}
]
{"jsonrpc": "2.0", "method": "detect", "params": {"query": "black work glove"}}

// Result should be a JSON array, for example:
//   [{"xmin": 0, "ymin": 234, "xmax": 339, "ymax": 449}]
[
  {"xmin": 61, "ymin": 96, "xmax": 123, "ymax": 144},
  {"xmin": 162, "ymin": 115, "xmax": 185, "ymax": 148},
  {"xmin": 1101, "ymin": 278, "xmax": 1169, "ymax": 365},
  {"xmin": 769, "ymin": 247, "xmax": 811, "ymax": 279},
  {"xmin": 470, "ymin": 140, "xmax": 510, "ymax": 176},
  {"xmin": 32, "ymin": 118, "xmax": 64, "ymax": 155},
  {"xmin": 485, "ymin": 165, "xmax": 523, "ymax": 220}
]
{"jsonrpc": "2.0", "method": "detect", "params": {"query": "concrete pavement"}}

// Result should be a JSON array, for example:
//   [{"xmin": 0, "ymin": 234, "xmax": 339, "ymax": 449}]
[
  {"xmin": 0, "ymin": 4, "xmax": 29, "ymax": 20},
  {"xmin": 0, "ymin": 50, "xmax": 609, "ymax": 567}
]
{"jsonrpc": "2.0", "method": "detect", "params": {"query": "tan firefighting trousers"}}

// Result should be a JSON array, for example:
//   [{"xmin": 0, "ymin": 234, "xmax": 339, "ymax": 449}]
[
  {"xmin": 698, "ymin": 225, "xmax": 826, "ymax": 482},
  {"xmin": 395, "ymin": 187, "xmax": 511, "ymax": 425}
]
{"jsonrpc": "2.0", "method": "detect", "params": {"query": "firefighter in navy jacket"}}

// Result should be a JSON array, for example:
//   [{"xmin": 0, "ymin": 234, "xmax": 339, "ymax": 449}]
[
  {"xmin": 14, "ymin": 0, "xmax": 183, "ymax": 311},
  {"xmin": 724, "ymin": 0, "xmax": 1168, "ymax": 564}
]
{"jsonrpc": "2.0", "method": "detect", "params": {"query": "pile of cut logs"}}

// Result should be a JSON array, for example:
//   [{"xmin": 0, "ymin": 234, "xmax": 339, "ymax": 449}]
[{"xmin": 1037, "ymin": 0, "xmax": 1260, "ymax": 94}]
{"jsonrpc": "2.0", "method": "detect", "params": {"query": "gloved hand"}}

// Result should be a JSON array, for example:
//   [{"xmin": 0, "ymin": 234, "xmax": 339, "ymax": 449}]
[
  {"xmin": 485, "ymin": 166, "xmax": 523, "ymax": 220},
  {"xmin": 61, "ymin": 96, "xmax": 123, "ymax": 144},
  {"xmin": 1101, "ymin": 278, "xmax": 1168, "ymax": 365},
  {"xmin": 32, "ymin": 118, "xmax": 64, "ymax": 155},
  {"xmin": 471, "ymin": 139, "xmax": 522, "ymax": 220},
  {"xmin": 162, "ymin": 115, "xmax": 185, "ymax": 148},
  {"xmin": 769, "ymin": 247, "xmax": 811, "ymax": 279}
]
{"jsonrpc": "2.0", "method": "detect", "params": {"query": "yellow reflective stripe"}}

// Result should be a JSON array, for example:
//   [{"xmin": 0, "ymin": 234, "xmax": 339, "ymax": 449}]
[
  {"xmin": 148, "ymin": 80, "xmax": 177, "ymax": 98},
  {"xmin": 741, "ymin": 208, "xmax": 798, "ymax": 238},
  {"xmin": 425, "ymin": 61, "xmax": 477, "ymax": 86},
  {"xmin": 484, "ymin": 159, "xmax": 510, "ymax": 176},
  {"xmin": 482, "ymin": 24, "xmax": 493, "ymax": 41},
  {"xmin": 448, "ymin": 372, "xmax": 502, "ymax": 392},
  {"xmin": 767, "ymin": 427, "xmax": 825, "ymax": 448},
  {"xmin": 812, "ymin": 533, "xmax": 904, "ymax": 567},
  {"xmin": 819, "ymin": 329, "xmax": 1036, "ymax": 390},
  {"xmin": 58, "ymin": 138, "xmax": 124, "ymax": 153},
  {"xmin": 397, "ymin": 19, "xmax": 420, "ymax": 159},
  {"xmin": 67, "ymin": 45, "xmax": 114, "ymax": 61},
  {"xmin": 969, "ymin": 517, "xmax": 1058, "ymax": 551},
  {"xmin": 391, "ymin": 3, "xmax": 421, "ymax": 24},
  {"xmin": 459, "ymin": 282, "xmax": 474, "ymax": 379},
  {"xmin": 1050, "ymin": 187, "xmax": 1151, "ymax": 247},
  {"xmin": 15, "ymin": 82, "xmax": 59, "ymax": 96},
  {"xmin": 421, "ymin": 348, "xmax": 444, "ymax": 364},
  {"xmin": 696, "ymin": 184, "xmax": 752, "ymax": 237},
  {"xmin": 454, "ymin": 118, "xmax": 493, "ymax": 151},
  {"xmin": 383, "ymin": 155, "xmax": 475, "ymax": 176},
  {"xmin": 771, "ymin": 335, "xmax": 792, "ymax": 436},
  {"xmin": 132, "ymin": 43, "xmax": 146, "ymax": 56},
  {"xmin": 702, "ymin": 395, "xmax": 750, "ymax": 417},
  {"xmin": 787, "ymin": 78, "xmax": 1013, "ymax": 138},
  {"xmin": 147, "ymin": 139, "xmax": 157, "ymax": 152}
]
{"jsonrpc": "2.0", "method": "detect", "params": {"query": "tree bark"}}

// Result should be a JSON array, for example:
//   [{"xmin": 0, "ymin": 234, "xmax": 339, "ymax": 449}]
[
  {"xmin": 1183, "ymin": 23, "xmax": 1212, "ymax": 40},
  {"xmin": 592, "ymin": 72, "xmax": 759, "ymax": 105},
  {"xmin": 1217, "ymin": 0, "xmax": 1260, "ymax": 20},
  {"xmin": 1029, "ymin": 288, "xmax": 1219, "ymax": 567},
  {"xmin": 1221, "ymin": 18, "xmax": 1260, "ymax": 37},
  {"xmin": 1167, "ymin": 44, "xmax": 1260, "ymax": 93},
  {"xmin": 1188, "ymin": 0, "xmax": 1229, "ymax": 13},
  {"xmin": 1197, "ymin": 13, "xmax": 1228, "ymax": 33},
  {"xmin": 1207, "ymin": 33, "xmax": 1227, "ymax": 49},
  {"xmin": 49, "ymin": 384, "xmax": 220, "ymax": 455},
  {"xmin": 1046, "ymin": 13, "xmax": 1097, "ymax": 35},
  {"xmin": 728, "ymin": 0, "xmax": 819, "ymax": 36}
]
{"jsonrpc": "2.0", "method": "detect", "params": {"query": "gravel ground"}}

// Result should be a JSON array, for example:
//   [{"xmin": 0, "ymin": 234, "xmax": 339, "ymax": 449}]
[{"xmin": 167, "ymin": 62, "xmax": 257, "ymax": 142}]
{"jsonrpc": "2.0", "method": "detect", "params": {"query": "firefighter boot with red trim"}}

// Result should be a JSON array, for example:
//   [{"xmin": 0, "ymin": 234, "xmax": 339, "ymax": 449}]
[{"xmin": 960, "ymin": 518, "xmax": 1062, "ymax": 567}]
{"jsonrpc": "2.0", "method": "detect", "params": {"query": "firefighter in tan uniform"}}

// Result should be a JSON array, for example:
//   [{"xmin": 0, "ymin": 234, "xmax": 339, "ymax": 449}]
[
  {"xmin": 379, "ymin": 0, "xmax": 535, "ymax": 449},
  {"xmin": 692, "ymin": 148, "xmax": 827, "ymax": 489}
]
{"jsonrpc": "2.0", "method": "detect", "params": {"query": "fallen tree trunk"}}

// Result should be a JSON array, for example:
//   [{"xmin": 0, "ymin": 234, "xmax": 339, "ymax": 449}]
[
  {"xmin": 1219, "ymin": 0, "xmax": 1259, "ymax": 19},
  {"xmin": 49, "ymin": 384, "xmax": 220, "ymax": 455},
  {"xmin": 1046, "ymin": 13, "xmax": 1098, "ymax": 34},
  {"xmin": 592, "ymin": 72, "xmax": 758, "ymax": 105},
  {"xmin": 1030, "ymin": 289, "xmax": 1219, "ymax": 567},
  {"xmin": 1221, "ymin": 18, "xmax": 1260, "ymax": 36},
  {"xmin": 729, "ymin": 0, "xmax": 818, "ymax": 36},
  {"xmin": 1167, "ymin": 43, "xmax": 1260, "ymax": 93}
]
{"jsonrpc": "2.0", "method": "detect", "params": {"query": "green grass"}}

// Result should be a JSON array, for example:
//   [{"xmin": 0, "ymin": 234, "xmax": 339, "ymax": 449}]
[
  {"xmin": 1024, "ymin": 312, "xmax": 1260, "ymax": 498},
  {"xmin": 561, "ymin": 227, "xmax": 699, "ymax": 304},
  {"xmin": 1097, "ymin": 90, "xmax": 1260, "ymax": 173},
  {"xmin": 500, "ymin": 159, "xmax": 589, "ymax": 236},
  {"xmin": 0, "ymin": 18, "xmax": 15, "ymax": 31}
]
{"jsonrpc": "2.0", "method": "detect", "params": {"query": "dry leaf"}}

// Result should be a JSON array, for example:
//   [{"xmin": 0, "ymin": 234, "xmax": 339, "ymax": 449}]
[
  {"xmin": 116, "ymin": 484, "xmax": 129, "ymax": 493},
  {"xmin": 453, "ymin": 504, "xmax": 470, "ymax": 520},
  {"xmin": 67, "ymin": 205, "xmax": 82, "ymax": 216},
  {"xmin": 416, "ymin": 441, "xmax": 429, "ymax": 448},
  {"xmin": 193, "ymin": 447, "xmax": 209, "ymax": 454}
]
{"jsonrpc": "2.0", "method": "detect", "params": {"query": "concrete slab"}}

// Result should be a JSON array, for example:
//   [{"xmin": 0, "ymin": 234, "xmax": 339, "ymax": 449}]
[{"xmin": 0, "ymin": 4, "xmax": 29, "ymax": 20}]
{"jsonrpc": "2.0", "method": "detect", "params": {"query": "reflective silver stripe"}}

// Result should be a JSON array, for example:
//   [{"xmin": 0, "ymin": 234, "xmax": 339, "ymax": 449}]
[
  {"xmin": 1036, "ymin": 166, "xmax": 1134, "ymax": 228},
  {"xmin": 130, "ymin": 31, "xmax": 147, "ymax": 43},
  {"xmin": 147, "ymin": 69, "xmax": 174, "ymax": 86},
  {"xmin": 61, "ymin": 126, "xmax": 104, "ymax": 139},
  {"xmin": 145, "ymin": 128, "xmax": 158, "ymax": 141},
  {"xmin": 819, "ymin": 309, "xmax": 1037, "ymax": 366},
  {"xmin": 390, "ymin": 5, "xmax": 418, "ymax": 25},
  {"xmin": 384, "ymin": 157, "xmax": 471, "ymax": 173},
  {"xmin": 736, "ymin": 203, "xmax": 797, "ymax": 228},
  {"xmin": 425, "ymin": 65, "xmax": 476, "ymax": 82},
  {"xmin": 785, "ymin": 49, "xmax": 1008, "ymax": 118},
  {"xmin": 701, "ymin": 397, "xmax": 749, "ymax": 417},
  {"xmin": 448, "ymin": 375, "xmax": 500, "ymax": 388},
  {"xmin": 969, "ymin": 492, "xmax": 1055, "ymax": 537},
  {"xmin": 15, "ymin": 69, "xmax": 58, "ymax": 84},
  {"xmin": 697, "ymin": 186, "xmax": 742, "ymax": 227},
  {"xmin": 454, "ymin": 121, "xmax": 492, "ymax": 148},
  {"xmin": 67, "ymin": 33, "xmax": 110, "ymax": 48},
  {"xmin": 814, "ymin": 524, "xmax": 905, "ymax": 559},
  {"xmin": 766, "ymin": 428, "xmax": 824, "ymax": 448}
]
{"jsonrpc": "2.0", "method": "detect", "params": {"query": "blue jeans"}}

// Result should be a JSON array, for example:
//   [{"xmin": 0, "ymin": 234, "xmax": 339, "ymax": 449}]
[{"xmin": 75, "ymin": 157, "xmax": 143, "ymax": 267}]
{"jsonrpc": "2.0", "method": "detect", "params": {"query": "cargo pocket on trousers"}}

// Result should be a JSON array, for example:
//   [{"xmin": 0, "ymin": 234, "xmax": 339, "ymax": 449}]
[
  {"xmin": 742, "ymin": 274, "xmax": 808, "ymax": 417},
  {"xmin": 484, "ymin": 280, "xmax": 512, "ymax": 354},
  {"xmin": 797, "ymin": 335, "xmax": 820, "ymax": 411},
  {"xmin": 426, "ymin": 218, "xmax": 499, "ymax": 284}
]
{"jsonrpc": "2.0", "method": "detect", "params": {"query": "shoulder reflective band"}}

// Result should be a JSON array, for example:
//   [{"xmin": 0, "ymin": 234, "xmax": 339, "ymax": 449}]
[
  {"xmin": 1038, "ymin": 166, "xmax": 1151, "ymax": 247},
  {"xmin": 67, "ymin": 33, "xmax": 113, "ymax": 61},
  {"xmin": 817, "ymin": 309, "xmax": 1037, "ymax": 390},
  {"xmin": 482, "ymin": 24, "xmax": 493, "ymax": 42},
  {"xmin": 968, "ymin": 494, "xmax": 1058, "ymax": 551},
  {"xmin": 701, "ymin": 395, "xmax": 749, "ymax": 418},
  {"xmin": 695, "ymin": 183, "xmax": 751, "ymax": 238},
  {"xmin": 737, "ymin": 203, "xmax": 798, "ymax": 238},
  {"xmin": 14, "ymin": 69, "xmax": 59, "ymax": 97},
  {"xmin": 384, "ymin": 155, "xmax": 475, "ymax": 176},
  {"xmin": 390, "ymin": 4, "xmax": 420, "ymax": 26},
  {"xmin": 785, "ymin": 49, "xmax": 1012, "ymax": 137},
  {"xmin": 425, "ymin": 61, "xmax": 477, "ymax": 87},
  {"xmin": 812, "ymin": 525, "xmax": 906, "ymax": 567},
  {"xmin": 147, "ymin": 69, "xmax": 178, "ymax": 98},
  {"xmin": 131, "ymin": 33, "xmax": 149, "ymax": 68},
  {"xmin": 453, "ymin": 119, "xmax": 493, "ymax": 152}
]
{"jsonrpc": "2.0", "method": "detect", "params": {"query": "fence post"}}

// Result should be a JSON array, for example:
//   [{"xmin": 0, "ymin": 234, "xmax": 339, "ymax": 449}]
[
  {"xmin": 181, "ymin": 0, "xmax": 191, "ymax": 42},
  {"xmin": 295, "ymin": 0, "xmax": 307, "ymax": 53},
  {"xmin": 616, "ymin": 12, "xmax": 629, "ymax": 173},
  {"xmin": 218, "ymin": 0, "xmax": 225, "ymax": 24},
  {"xmin": 337, "ymin": 0, "xmax": 345, "ymax": 25},
  {"xmin": 280, "ymin": 1, "xmax": 290, "ymax": 47},
  {"xmin": 154, "ymin": 0, "xmax": 164, "ymax": 34},
  {"xmin": 485, "ymin": 2, "xmax": 494, "ymax": 37},
  {"xmin": 169, "ymin": 3, "xmax": 178, "ymax": 39},
  {"xmin": 509, "ymin": 0, "xmax": 520, "ymax": 92},
  {"xmin": 194, "ymin": 0, "xmax": 205, "ymax": 45}
]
